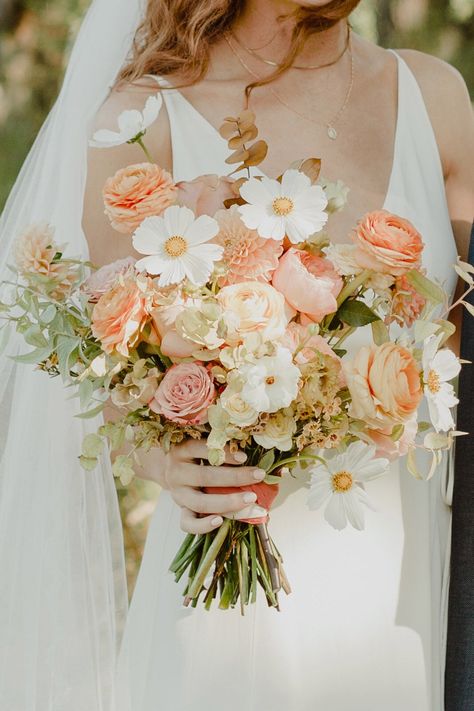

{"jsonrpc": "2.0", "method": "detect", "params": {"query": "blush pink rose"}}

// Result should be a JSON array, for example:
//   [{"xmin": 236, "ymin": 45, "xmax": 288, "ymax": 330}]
[
  {"xmin": 82, "ymin": 257, "xmax": 136, "ymax": 303},
  {"xmin": 103, "ymin": 163, "xmax": 177, "ymax": 234},
  {"xmin": 176, "ymin": 174, "xmax": 236, "ymax": 216},
  {"xmin": 150, "ymin": 362, "xmax": 216, "ymax": 425},
  {"xmin": 343, "ymin": 342, "xmax": 423, "ymax": 429},
  {"xmin": 365, "ymin": 416, "xmax": 418, "ymax": 462},
  {"xmin": 272, "ymin": 248, "xmax": 343, "ymax": 322},
  {"xmin": 353, "ymin": 210, "xmax": 424, "ymax": 276}
]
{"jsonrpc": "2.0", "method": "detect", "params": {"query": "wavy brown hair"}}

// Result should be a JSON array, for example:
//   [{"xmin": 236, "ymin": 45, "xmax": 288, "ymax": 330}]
[{"xmin": 119, "ymin": 0, "xmax": 361, "ymax": 89}]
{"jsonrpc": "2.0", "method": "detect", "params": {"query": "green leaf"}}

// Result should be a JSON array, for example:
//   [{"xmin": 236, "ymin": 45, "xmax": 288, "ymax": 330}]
[
  {"xmin": 371, "ymin": 319, "xmax": 389, "ymax": 345},
  {"xmin": 56, "ymin": 335, "xmax": 80, "ymax": 374},
  {"xmin": 79, "ymin": 455, "xmax": 98, "ymax": 471},
  {"xmin": 75, "ymin": 402, "xmax": 105, "ymax": 419},
  {"xmin": 78, "ymin": 378, "xmax": 94, "ymax": 409},
  {"xmin": 41, "ymin": 304, "xmax": 57, "ymax": 324},
  {"xmin": 112, "ymin": 455, "xmax": 135, "ymax": 486},
  {"xmin": 390, "ymin": 424, "xmax": 404, "ymax": 442},
  {"xmin": 82, "ymin": 433, "xmax": 104, "ymax": 458},
  {"xmin": 337, "ymin": 299, "xmax": 380, "ymax": 327},
  {"xmin": 417, "ymin": 421, "xmax": 431, "ymax": 433},
  {"xmin": 23, "ymin": 324, "xmax": 48, "ymax": 348},
  {"xmin": 11, "ymin": 346, "xmax": 52, "ymax": 364},
  {"xmin": 405, "ymin": 269, "xmax": 445, "ymax": 305},
  {"xmin": 208, "ymin": 448, "xmax": 225, "ymax": 466},
  {"xmin": 258, "ymin": 449, "xmax": 275, "ymax": 472}
]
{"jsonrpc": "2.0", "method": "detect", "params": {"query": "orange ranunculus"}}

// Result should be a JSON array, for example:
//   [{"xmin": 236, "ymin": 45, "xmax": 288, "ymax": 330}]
[
  {"xmin": 272, "ymin": 248, "xmax": 343, "ymax": 323},
  {"xmin": 91, "ymin": 274, "xmax": 152, "ymax": 356},
  {"xmin": 103, "ymin": 163, "xmax": 177, "ymax": 234},
  {"xmin": 343, "ymin": 342, "xmax": 422, "ymax": 428},
  {"xmin": 353, "ymin": 210, "xmax": 423, "ymax": 276}
]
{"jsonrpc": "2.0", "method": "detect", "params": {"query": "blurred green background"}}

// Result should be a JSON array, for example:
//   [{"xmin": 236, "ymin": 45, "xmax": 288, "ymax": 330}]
[{"xmin": 1, "ymin": 0, "xmax": 473, "ymax": 593}]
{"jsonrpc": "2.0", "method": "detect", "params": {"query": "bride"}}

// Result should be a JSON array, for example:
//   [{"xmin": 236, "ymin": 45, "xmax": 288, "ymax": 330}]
[{"xmin": 0, "ymin": 1, "xmax": 472, "ymax": 710}]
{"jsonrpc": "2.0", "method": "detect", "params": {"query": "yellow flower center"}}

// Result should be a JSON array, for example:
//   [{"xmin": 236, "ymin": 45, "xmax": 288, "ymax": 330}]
[
  {"xmin": 427, "ymin": 369, "xmax": 441, "ymax": 394},
  {"xmin": 164, "ymin": 235, "xmax": 188, "ymax": 258},
  {"xmin": 272, "ymin": 196, "xmax": 294, "ymax": 216},
  {"xmin": 266, "ymin": 376, "xmax": 275, "ymax": 385},
  {"xmin": 332, "ymin": 470, "xmax": 353, "ymax": 493}
]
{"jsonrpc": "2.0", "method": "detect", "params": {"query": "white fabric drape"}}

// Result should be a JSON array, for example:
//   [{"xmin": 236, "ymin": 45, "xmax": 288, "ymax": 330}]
[{"xmin": 0, "ymin": 1, "xmax": 145, "ymax": 708}]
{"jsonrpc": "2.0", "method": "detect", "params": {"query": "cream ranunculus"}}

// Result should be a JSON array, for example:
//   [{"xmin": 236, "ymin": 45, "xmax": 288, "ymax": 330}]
[
  {"xmin": 217, "ymin": 281, "xmax": 290, "ymax": 346},
  {"xmin": 220, "ymin": 385, "xmax": 259, "ymax": 427},
  {"xmin": 253, "ymin": 410, "xmax": 296, "ymax": 451}
]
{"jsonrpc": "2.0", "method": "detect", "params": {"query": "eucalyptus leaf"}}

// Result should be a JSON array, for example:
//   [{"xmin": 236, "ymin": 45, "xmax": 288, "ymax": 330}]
[
  {"xmin": 371, "ymin": 320, "xmax": 389, "ymax": 345},
  {"xmin": 24, "ymin": 324, "xmax": 48, "ymax": 349},
  {"xmin": 258, "ymin": 449, "xmax": 275, "ymax": 472},
  {"xmin": 390, "ymin": 424, "xmax": 405, "ymax": 442},
  {"xmin": 75, "ymin": 402, "xmax": 105, "ymax": 419},
  {"xmin": 79, "ymin": 455, "xmax": 98, "ymax": 472},
  {"xmin": 11, "ymin": 346, "xmax": 52, "ymax": 364},
  {"xmin": 82, "ymin": 433, "xmax": 104, "ymax": 458},
  {"xmin": 405, "ymin": 270, "xmax": 445, "ymax": 305},
  {"xmin": 41, "ymin": 304, "xmax": 57, "ymax": 324},
  {"xmin": 337, "ymin": 299, "xmax": 380, "ymax": 327}
]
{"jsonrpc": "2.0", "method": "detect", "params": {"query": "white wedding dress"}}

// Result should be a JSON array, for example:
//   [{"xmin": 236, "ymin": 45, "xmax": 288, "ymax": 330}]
[{"xmin": 117, "ymin": 53, "xmax": 458, "ymax": 711}]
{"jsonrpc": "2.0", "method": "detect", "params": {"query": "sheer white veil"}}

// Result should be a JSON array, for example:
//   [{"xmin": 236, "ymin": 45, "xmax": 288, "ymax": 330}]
[{"xmin": 0, "ymin": 0, "xmax": 145, "ymax": 707}]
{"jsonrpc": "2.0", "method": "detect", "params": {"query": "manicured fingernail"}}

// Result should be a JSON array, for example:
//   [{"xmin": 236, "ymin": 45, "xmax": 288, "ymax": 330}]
[
  {"xmin": 248, "ymin": 505, "xmax": 267, "ymax": 518},
  {"xmin": 243, "ymin": 492, "xmax": 258, "ymax": 503},
  {"xmin": 253, "ymin": 469, "xmax": 265, "ymax": 480},
  {"xmin": 234, "ymin": 451, "xmax": 247, "ymax": 463},
  {"xmin": 211, "ymin": 516, "xmax": 223, "ymax": 527}
]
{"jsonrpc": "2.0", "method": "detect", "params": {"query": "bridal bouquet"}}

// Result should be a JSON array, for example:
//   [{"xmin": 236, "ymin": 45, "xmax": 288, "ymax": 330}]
[{"xmin": 2, "ymin": 94, "xmax": 472, "ymax": 612}]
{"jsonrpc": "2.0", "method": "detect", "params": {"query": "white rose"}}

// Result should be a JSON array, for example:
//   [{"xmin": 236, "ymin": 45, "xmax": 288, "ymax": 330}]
[
  {"xmin": 254, "ymin": 411, "xmax": 296, "ymax": 451},
  {"xmin": 220, "ymin": 385, "xmax": 259, "ymax": 427},
  {"xmin": 217, "ymin": 281, "xmax": 289, "ymax": 346}
]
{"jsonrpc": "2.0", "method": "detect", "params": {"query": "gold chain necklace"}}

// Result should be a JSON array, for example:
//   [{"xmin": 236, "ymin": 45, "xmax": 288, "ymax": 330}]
[
  {"xmin": 230, "ymin": 22, "xmax": 351, "ymax": 71},
  {"xmin": 224, "ymin": 32, "xmax": 355, "ymax": 141}
]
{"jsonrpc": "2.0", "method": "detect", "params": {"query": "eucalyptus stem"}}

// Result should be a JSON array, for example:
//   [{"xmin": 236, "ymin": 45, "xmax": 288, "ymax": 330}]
[{"xmin": 336, "ymin": 269, "xmax": 371, "ymax": 306}]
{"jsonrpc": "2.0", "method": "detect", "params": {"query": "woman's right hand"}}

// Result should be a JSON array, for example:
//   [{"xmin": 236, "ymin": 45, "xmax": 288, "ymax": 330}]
[{"xmin": 161, "ymin": 440, "xmax": 267, "ymax": 534}]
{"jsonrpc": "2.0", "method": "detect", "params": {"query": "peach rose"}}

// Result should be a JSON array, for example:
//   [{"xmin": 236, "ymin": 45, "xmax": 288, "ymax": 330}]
[
  {"xmin": 150, "ymin": 362, "xmax": 215, "ymax": 425},
  {"xmin": 272, "ymin": 248, "xmax": 343, "ymax": 323},
  {"xmin": 91, "ymin": 274, "xmax": 151, "ymax": 356},
  {"xmin": 176, "ymin": 174, "xmax": 236, "ymax": 216},
  {"xmin": 353, "ymin": 210, "xmax": 424, "ymax": 276},
  {"xmin": 217, "ymin": 281, "xmax": 289, "ymax": 346},
  {"xmin": 103, "ymin": 163, "xmax": 177, "ymax": 234},
  {"xmin": 214, "ymin": 205, "xmax": 283, "ymax": 286},
  {"xmin": 343, "ymin": 342, "xmax": 422, "ymax": 429},
  {"xmin": 82, "ymin": 257, "xmax": 136, "ymax": 303},
  {"xmin": 365, "ymin": 416, "xmax": 418, "ymax": 462}
]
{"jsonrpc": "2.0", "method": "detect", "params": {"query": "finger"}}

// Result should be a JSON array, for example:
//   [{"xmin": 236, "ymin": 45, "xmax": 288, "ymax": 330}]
[
  {"xmin": 175, "ymin": 440, "xmax": 248, "ymax": 466},
  {"xmin": 180, "ymin": 507, "xmax": 224, "ymax": 535},
  {"xmin": 173, "ymin": 463, "xmax": 265, "ymax": 488},
  {"xmin": 172, "ymin": 487, "xmax": 259, "ymax": 515}
]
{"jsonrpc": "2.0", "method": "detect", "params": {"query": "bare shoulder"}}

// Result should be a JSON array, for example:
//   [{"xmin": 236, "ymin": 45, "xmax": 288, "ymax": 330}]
[{"xmin": 395, "ymin": 49, "xmax": 472, "ymax": 174}]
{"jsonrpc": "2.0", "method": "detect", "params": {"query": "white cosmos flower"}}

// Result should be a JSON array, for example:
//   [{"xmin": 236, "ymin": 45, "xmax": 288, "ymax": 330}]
[
  {"xmin": 89, "ymin": 94, "xmax": 163, "ymax": 148},
  {"xmin": 238, "ymin": 169, "xmax": 328, "ymax": 244},
  {"xmin": 133, "ymin": 205, "xmax": 223, "ymax": 287},
  {"xmin": 307, "ymin": 441, "xmax": 389, "ymax": 531},
  {"xmin": 238, "ymin": 346, "xmax": 300, "ymax": 414},
  {"xmin": 422, "ymin": 335, "xmax": 461, "ymax": 432}
]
